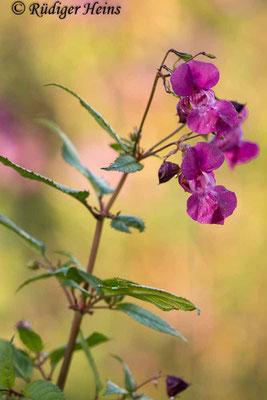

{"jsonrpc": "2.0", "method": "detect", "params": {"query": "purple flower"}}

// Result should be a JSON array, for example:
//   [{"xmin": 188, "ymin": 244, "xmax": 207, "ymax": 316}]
[
  {"xmin": 179, "ymin": 142, "xmax": 237, "ymax": 224},
  {"xmin": 166, "ymin": 375, "xmax": 190, "ymax": 397},
  {"xmin": 181, "ymin": 142, "xmax": 225, "ymax": 180},
  {"xmin": 171, "ymin": 61, "xmax": 238, "ymax": 134},
  {"xmin": 214, "ymin": 127, "xmax": 259, "ymax": 169},
  {"xmin": 187, "ymin": 99, "xmax": 238, "ymax": 135},
  {"xmin": 158, "ymin": 161, "xmax": 181, "ymax": 184},
  {"xmin": 170, "ymin": 60, "xmax": 220, "ymax": 97}
]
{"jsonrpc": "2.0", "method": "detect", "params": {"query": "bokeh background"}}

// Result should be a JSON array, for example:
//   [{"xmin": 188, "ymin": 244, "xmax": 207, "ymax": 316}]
[{"xmin": 0, "ymin": 0, "xmax": 266, "ymax": 398}]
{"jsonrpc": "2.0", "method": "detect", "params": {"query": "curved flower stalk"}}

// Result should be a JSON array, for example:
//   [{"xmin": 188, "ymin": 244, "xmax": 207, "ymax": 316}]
[{"xmin": 0, "ymin": 48, "xmax": 259, "ymax": 400}]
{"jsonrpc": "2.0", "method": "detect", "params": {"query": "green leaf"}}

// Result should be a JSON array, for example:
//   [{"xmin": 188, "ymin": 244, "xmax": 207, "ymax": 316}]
[
  {"xmin": 13, "ymin": 347, "xmax": 33, "ymax": 382},
  {"xmin": 116, "ymin": 303, "xmax": 186, "ymax": 342},
  {"xmin": 18, "ymin": 327, "xmax": 43, "ymax": 353},
  {"xmin": 39, "ymin": 119, "xmax": 113, "ymax": 196},
  {"xmin": 54, "ymin": 251, "xmax": 85, "ymax": 270},
  {"xmin": 111, "ymin": 215, "xmax": 145, "ymax": 233},
  {"xmin": 103, "ymin": 380, "xmax": 129, "ymax": 396},
  {"xmin": 112, "ymin": 355, "xmax": 136, "ymax": 392},
  {"xmin": 138, "ymin": 396, "xmax": 153, "ymax": 400},
  {"xmin": 23, "ymin": 380, "xmax": 66, "ymax": 400},
  {"xmin": 175, "ymin": 51, "xmax": 193, "ymax": 62},
  {"xmin": 0, "ymin": 340, "xmax": 15, "ymax": 388},
  {"xmin": 46, "ymin": 83, "xmax": 128, "ymax": 151},
  {"xmin": 16, "ymin": 266, "xmax": 73, "ymax": 292},
  {"xmin": 0, "ymin": 156, "xmax": 89, "ymax": 204},
  {"xmin": 49, "ymin": 332, "xmax": 109, "ymax": 369},
  {"xmin": 79, "ymin": 331, "xmax": 102, "ymax": 393},
  {"xmin": 61, "ymin": 279, "xmax": 92, "ymax": 296},
  {"xmin": 98, "ymin": 279, "xmax": 199, "ymax": 312},
  {"xmin": 0, "ymin": 213, "xmax": 45, "ymax": 255},
  {"xmin": 103, "ymin": 155, "xmax": 143, "ymax": 173}
]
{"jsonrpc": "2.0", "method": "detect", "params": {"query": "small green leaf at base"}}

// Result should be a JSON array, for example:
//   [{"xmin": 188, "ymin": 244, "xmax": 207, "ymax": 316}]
[
  {"xmin": 116, "ymin": 303, "xmax": 186, "ymax": 342},
  {"xmin": 112, "ymin": 355, "xmax": 136, "ymax": 392},
  {"xmin": 23, "ymin": 380, "xmax": 66, "ymax": 400},
  {"xmin": 0, "ymin": 340, "xmax": 15, "ymax": 388},
  {"xmin": 103, "ymin": 155, "xmax": 143, "ymax": 173},
  {"xmin": 49, "ymin": 332, "xmax": 109, "ymax": 370},
  {"xmin": 13, "ymin": 347, "xmax": 33, "ymax": 382},
  {"xmin": 111, "ymin": 215, "xmax": 145, "ymax": 233},
  {"xmin": 0, "ymin": 213, "xmax": 45, "ymax": 255},
  {"xmin": 103, "ymin": 380, "xmax": 129, "ymax": 396},
  {"xmin": 79, "ymin": 331, "xmax": 102, "ymax": 393},
  {"xmin": 18, "ymin": 327, "xmax": 44, "ymax": 353}
]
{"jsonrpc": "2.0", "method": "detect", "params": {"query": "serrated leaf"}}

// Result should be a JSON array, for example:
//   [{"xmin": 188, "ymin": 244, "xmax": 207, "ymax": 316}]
[
  {"xmin": 46, "ymin": 83, "xmax": 128, "ymax": 152},
  {"xmin": 103, "ymin": 155, "xmax": 143, "ymax": 173},
  {"xmin": 78, "ymin": 270, "xmax": 103, "ymax": 291},
  {"xmin": 0, "ymin": 156, "xmax": 89, "ymax": 204},
  {"xmin": 39, "ymin": 119, "xmax": 113, "ymax": 196},
  {"xmin": 18, "ymin": 327, "xmax": 43, "ymax": 353},
  {"xmin": 103, "ymin": 380, "xmax": 129, "ymax": 396},
  {"xmin": 13, "ymin": 347, "xmax": 33, "ymax": 382},
  {"xmin": 98, "ymin": 279, "xmax": 199, "ymax": 312},
  {"xmin": 79, "ymin": 331, "xmax": 102, "ymax": 393},
  {"xmin": 116, "ymin": 303, "xmax": 186, "ymax": 342},
  {"xmin": 16, "ymin": 266, "xmax": 73, "ymax": 292},
  {"xmin": 0, "ymin": 213, "xmax": 45, "ymax": 255},
  {"xmin": 48, "ymin": 332, "xmax": 109, "ymax": 369},
  {"xmin": 111, "ymin": 215, "xmax": 145, "ymax": 233},
  {"xmin": 112, "ymin": 355, "xmax": 136, "ymax": 392},
  {"xmin": 23, "ymin": 380, "xmax": 66, "ymax": 400},
  {"xmin": 0, "ymin": 340, "xmax": 15, "ymax": 388}
]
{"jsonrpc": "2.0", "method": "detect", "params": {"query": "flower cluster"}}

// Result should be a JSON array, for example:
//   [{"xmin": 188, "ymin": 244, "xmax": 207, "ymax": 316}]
[{"xmin": 159, "ymin": 58, "xmax": 259, "ymax": 225}]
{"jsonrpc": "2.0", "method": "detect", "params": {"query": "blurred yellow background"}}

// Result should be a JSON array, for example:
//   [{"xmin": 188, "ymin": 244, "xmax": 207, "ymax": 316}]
[{"xmin": 0, "ymin": 0, "xmax": 266, "ymax": 398}]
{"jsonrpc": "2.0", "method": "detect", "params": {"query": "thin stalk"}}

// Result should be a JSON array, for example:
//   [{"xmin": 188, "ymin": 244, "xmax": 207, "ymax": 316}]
[
  {"xmin": 140, "ymin": 124, "xmax": 185, "ymax": 159},
  {"xmin": 134, "ymin": 49, "xmax": 181, "ymax": 153},
  {"xmin": 57, "ymin": 175, "xmax": 128, "ymax": 391}
]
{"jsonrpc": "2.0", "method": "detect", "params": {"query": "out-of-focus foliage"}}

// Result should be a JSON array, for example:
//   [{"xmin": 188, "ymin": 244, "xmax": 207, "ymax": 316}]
[{"xmin": 0, "ymin": 0, "xmax": 266, "ymax": 399}]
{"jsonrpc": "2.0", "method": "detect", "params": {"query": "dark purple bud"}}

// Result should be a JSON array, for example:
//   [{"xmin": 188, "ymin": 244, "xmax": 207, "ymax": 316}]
[
  {"xmin": 15, "ymin": 320, "xmax": 32, "ymax": 331},
  {"xmin": 158, "ymin": 162, "xmax": 181, "ymax": 184},
  {"xmin": 230, "ymin": 101, "xmax": 246, "ymax": 113},
  {"xmin": 166, "ymin": 375, "xmax": 190, "ymax": 397}
]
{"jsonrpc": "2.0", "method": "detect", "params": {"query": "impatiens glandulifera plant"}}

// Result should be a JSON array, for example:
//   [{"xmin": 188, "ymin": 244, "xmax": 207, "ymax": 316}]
[{"xmin": 0, "ymin": 49, "xmax": 259, "ymax": 399}]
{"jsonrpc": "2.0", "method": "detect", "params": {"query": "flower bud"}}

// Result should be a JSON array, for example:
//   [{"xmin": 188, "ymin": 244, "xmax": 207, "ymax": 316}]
[
  {"xmin": 15, "ymin": 320, "xmax": 32, "ymax": 331},
  {"xmin": 166, "ymin": 375, "xmax": 190, "ymax": 397},
  {"xmin": 158, "ymin": 162, "xmax": 181, "ymax": 184}
]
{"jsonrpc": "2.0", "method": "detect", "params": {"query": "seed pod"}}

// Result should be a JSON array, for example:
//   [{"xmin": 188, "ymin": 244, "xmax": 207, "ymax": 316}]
[
  {"xmin": 158, "ymin": 162, "xmax": 181, "ymax": 184},
  {"xmin": 166, "ymin": 375, "xmax": 190, "ymax": 397}
]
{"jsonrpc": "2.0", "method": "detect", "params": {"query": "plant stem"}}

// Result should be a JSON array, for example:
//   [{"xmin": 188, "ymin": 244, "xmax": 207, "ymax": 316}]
[
  {"xmin": 57, "ymin": 174, "xmax": 128, "ymax": 391},
  {"xmin": 134, "ymin": 48, "xmax": 181, "ymax": 153}
]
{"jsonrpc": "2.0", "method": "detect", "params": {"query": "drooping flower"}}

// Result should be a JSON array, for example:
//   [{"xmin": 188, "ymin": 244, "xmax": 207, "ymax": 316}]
[
  {"xmin": 170, "ymin": 61, "xmax": 238, "ymax": 134},
  {"xmin": 166, "ymin": 375, "xmax": 190, "ymax": 397},
  {"xmin": 212, "ymin": 102, "xmax": 259, "ymax": 168},
  {"xmin": 158, "ymin": 161, "xmax": 181, "ymax": 184},
  {"xmin": 170, "ymin": 60, "xmax": 220, "ymax": 97},
  {"xmin": 179, "ymin": 142, "xmax": 237, "ymax": 224}
]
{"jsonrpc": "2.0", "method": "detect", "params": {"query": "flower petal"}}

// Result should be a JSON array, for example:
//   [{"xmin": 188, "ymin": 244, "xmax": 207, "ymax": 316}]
[
  {"xmin": 214, "ymin": 127, "xmax": 243, "ymax": 152},
  {"xmin": 212, "ymin": 185, "xmax": 237, "ymax": 219},
  {"xmin": 188, "ymin": 60, "xmax": 220, "ymax": 90},
  {"xmin": 181, "ymin": 147, "xmax": 200, "ymax": 180},
  {"xmin": 187, "ymin": 106, "xmax": 218, "ymax": 134},
  {"xmin": 170, "ymin": 63, "xmax": 195, "ymax": 96},
  {"xmin": 225, "ymin": 140, "xmax": 259, "ymax": 168},
  {"xmin": 213, "ymin": 100, "xmax": 239, "ymax": 133},
  {"xmin": 187, "ymin": 191, "xmax": 220, "ymax": 224},
  {"xmin": 194, "ymin": 142, "xmax": 225, "ymax": 173}
]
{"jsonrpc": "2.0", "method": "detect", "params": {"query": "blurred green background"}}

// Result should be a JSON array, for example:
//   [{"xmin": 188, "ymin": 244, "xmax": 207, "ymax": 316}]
[{"xmin": 0, "ymin": 0, "xmax": 266, "ymax": 398}]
